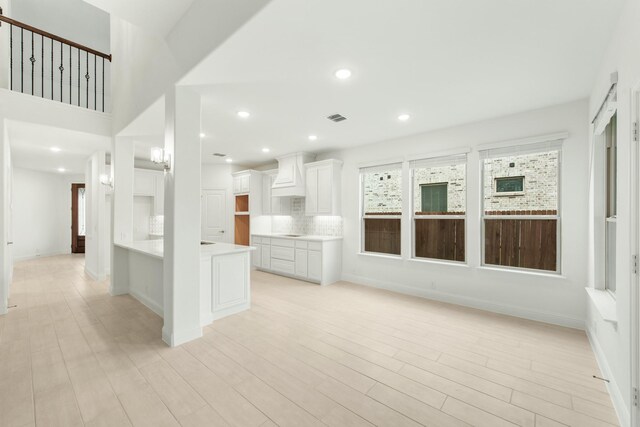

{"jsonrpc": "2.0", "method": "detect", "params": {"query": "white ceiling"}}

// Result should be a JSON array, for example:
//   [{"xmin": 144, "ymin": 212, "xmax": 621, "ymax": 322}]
[
  {"xmin": 83, "ymin": 0, "xmax": 196, "ymax": 37},
  {"xmin": 8, "ymin": 121, "xmax": 111, "ymax": 175},
  {"xmin": 128, "ymin": 0, "xmax": 624, "ymax": 167}
]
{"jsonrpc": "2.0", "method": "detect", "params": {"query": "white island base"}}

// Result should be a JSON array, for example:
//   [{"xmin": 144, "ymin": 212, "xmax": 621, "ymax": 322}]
[{"xmin": 113, "ymin": 240, "xmax": 253, "ymax": 331}]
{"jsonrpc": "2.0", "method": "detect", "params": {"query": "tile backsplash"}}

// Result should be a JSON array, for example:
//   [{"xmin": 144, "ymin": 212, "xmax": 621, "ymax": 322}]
[{"xmin": 271, "ymin": 198, "xmax": 343, "ymax": 236}]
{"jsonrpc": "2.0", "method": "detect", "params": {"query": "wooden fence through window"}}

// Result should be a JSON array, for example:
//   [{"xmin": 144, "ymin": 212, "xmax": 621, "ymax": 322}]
[
  {"xmin": 414, "ymin": 218, "xmax": 465, "ymax": 261},
  {"xmin": 484, "ymin": 217, "xmax": 557, "ymax": 271},
  {"xmin": 364, "ymin": 214, "xmax": 401, "ymax": 255}
]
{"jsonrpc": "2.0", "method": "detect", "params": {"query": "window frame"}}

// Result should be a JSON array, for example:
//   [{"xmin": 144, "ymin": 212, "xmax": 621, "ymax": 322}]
[
  {"xmin": 359, "ymin": 163, "xmax": 403, "ymax": 258},
  {"xmin": 480, "ymin": 143, "xmax": 562, "ymax": 274},
  {"xmin": 410, "ymin": 154, "xmax": 468, "ymax": 264},
  {"xmin": 494, "ymin": 176, "xmax": 525, "ymax": 197},
  {"xmin": 604, "ymin": 112, "xmax": 617, "ymax": 295}
]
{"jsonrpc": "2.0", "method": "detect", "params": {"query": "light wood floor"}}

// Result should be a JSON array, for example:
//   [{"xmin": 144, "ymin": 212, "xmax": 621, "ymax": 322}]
[{"xmin": 0, "ymin": 255, "xmax": 619, "ymax": 427}]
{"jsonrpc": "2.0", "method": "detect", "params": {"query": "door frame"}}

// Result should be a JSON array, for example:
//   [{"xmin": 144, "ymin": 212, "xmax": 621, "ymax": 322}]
[
  {"xmin": 631, "ymin": 83, "xmax": 640, "ymax": 426},
  {"xmin": 201, "ymin": 188, "xmax": 229, "ymax": 243},
  {"xmin": 71, "ymin": 183, "xmax": 85, "ymax": 253}
]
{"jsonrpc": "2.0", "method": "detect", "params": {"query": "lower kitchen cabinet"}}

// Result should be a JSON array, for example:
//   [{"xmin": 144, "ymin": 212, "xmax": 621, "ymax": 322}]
[{"xmin": 251, "ymin": 235, "xmax": 341, "ymax": 285}]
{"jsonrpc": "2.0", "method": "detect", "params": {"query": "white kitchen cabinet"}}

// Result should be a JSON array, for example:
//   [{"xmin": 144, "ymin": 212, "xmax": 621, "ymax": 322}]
[
  {"xmin": 232, "ymin": 170, "xmax": 263, "ymax": 216},
  {"xmin": 233, "ymin": 171, "xmax": 253, "ymax": 194},
  {"xmin": 134, "ymin": 169, "xmax": 156, "ymax": 196},
  {"xmin": 304, "ymin": 159, "xmax": 342, "ymax": 216},
  {"xmin": 252, "ymin": 240, "xmax": 262, "ymax": 268},
  {"xmin": 262, "ymin": 170, "xmax": 291, "ymax": 215},
  {"xmin": 307, "ymin": 250, "xmax": 322, "ymax": 281},
  {"xmin": 295, "ymin": 248, "xmax": 308, "ymax": 276},
  {"xmin": 251, "ymin": 234, "xmax": 341, "ymax": 285}
]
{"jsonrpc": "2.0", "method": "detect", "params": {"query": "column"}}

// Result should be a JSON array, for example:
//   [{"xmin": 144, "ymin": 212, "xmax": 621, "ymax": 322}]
[{"xmin": 162, "ymin": 86, "xmax": 202, "ymax": 346}]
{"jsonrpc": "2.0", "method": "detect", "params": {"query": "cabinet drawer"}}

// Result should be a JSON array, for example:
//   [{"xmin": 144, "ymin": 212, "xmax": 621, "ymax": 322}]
[
  {"xmin": 271, "ymin": 245, "xmax": 295, "ymax": 261},
  {"xmin": 271, "ymin": 259, "xmax": 295, "ymax": 275},
  {"xmin": 252, "ymin": 236, "xmax": 262, "ymax": 244},
  {"xmin": 308, "ymin": 241, "xmax": 322, "ymax": 251},
  {"xmin": 295, "ymin": 240, "xmax": 308, "ymax": 249},
  {"xmin": 271, "ymin": 238, "xmax": 295, "ymax": 248}
]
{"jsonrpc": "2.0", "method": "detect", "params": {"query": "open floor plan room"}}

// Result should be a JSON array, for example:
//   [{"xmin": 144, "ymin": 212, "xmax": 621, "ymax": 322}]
[{"xmin": 0, "ymin": 0, "xmax": 638, "ymax": 426}]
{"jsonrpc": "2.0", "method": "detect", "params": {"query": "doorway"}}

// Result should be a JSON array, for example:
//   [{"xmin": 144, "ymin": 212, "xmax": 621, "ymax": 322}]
[
  {"xmin": 71, "ymin": 183, "xmax": 86, "ymax": 253},
  {"xmin": 201, "ymin": 189, "xmax": 227, "ymax": 243}
]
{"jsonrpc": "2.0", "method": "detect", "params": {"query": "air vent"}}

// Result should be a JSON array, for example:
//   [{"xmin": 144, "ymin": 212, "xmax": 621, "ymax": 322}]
[
  {"xmin": 327, "ymin": 113, "xmax": 347, "ymax": 122},
  {"xmin": 212, "ymin": 153, "xmax": 226, "ymax": 157}
]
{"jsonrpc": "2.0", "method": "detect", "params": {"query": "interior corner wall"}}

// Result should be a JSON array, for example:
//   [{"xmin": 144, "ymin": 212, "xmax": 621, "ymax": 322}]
[
  {"xmin": 586, "ymin": 1, "xmax": 640, "ymax": 424},
  {"xmin": 318, "ymin": 99, "xmax": 589, "ymax": 329},
  {"xmin": 11, "ymin": 167, "xmax": 84, "ymax": 261}
]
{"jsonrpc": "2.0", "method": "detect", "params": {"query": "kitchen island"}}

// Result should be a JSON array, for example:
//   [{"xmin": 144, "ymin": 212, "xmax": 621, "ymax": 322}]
[{"xmin": 113, "ymin": 240, "xmax": 254, "ymax": 327}]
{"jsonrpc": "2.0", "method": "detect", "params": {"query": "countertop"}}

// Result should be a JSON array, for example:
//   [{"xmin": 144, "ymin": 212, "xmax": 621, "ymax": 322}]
[
  {"xmin": 251, "ymin": 233, "xmax": 343, "ymax": 242},
  {"xmin": 115, "ymin": 240, "xmax": 255, "ymax": 259}
]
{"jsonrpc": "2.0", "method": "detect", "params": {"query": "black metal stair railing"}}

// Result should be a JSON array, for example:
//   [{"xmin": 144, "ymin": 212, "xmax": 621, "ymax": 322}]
[{"xmin": 0, "ymin": 11, "xmax": 111, "ymax": 112}]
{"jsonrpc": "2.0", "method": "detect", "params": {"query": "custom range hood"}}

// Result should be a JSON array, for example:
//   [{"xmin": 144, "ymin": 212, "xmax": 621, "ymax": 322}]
[{"xmin": 272, "ymin": 152, "xmax": 316, "ymax": 197}]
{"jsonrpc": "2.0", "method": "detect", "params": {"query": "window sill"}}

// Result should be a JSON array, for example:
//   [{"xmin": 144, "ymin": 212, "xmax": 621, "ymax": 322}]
[
  {"xmin": 585, "ymin": 287, "xmax": 618, "ymax": 325},
  {"xmin": 477, "ymin": 265, "xmax": 565, "ymax": 279},
  {"xmin": 358, "ymin": 252, "xmax": 402, "ymax": 261},
  {"xmin": 408, "ymin": 258, "xmax": 470, "ymax": 268}
]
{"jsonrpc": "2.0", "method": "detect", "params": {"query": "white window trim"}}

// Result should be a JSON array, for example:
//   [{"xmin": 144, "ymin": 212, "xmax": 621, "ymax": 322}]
[{"xmin": 480, "ymin": 142, "xmax": 563, "ymax": 274}]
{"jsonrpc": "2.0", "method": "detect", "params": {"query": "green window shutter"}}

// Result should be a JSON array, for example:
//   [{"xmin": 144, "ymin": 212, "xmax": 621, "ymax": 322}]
[{"xmin": 421, "ymin": 183, "xmax": 448, "ymax": 213}]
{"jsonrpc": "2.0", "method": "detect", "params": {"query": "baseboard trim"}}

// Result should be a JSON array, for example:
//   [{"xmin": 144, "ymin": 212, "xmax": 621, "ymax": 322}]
[
  {"xmin": 586, "ymin": 327, "xmax": 629, "ymax": 427},
  {"xmin": 128, "ymin": 289, "xmax": 164, "ymax": 318},
  {"xmin": 162, "ymin": 325, "xmax": 202, "ymax": 347},
  {"xmin": 341, "ymin": 273, "xmax": 585, "ymax": 330},
  {"xmin": 14, "ymin": 251, "xmax": 69, "ymax": 262},
  {"xmin": 84, "ymin": 267, "xmax": 99, "ymax": 281}
]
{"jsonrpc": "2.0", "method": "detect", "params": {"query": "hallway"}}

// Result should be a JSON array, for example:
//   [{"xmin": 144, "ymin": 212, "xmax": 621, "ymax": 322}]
[{"xmin": 0, "ymin": 255, "xmax": 619, "ymax": 427}]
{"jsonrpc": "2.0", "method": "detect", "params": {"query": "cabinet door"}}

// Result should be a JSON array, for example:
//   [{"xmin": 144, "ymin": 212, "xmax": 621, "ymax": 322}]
[
  {"xmin": 317, "ymin": 166, "xmax": 333, "ymax": 214},
  {"xmin": 240, "ymin": 174, "xmax": 250, "ymax": 193},
  {"xmin": 134, "ymin": 170, "xmax": 155, "ymax": 196},
  {"xmin": 270, "ymin": 174, "xmax": 281, "ymax": 214},
  {"xmin": 295, "ymin": 249, "xmax": 308, "ymax": 277},
  {"xmin": 305, "ymin": 167, "xmax": 318, "ymax": 215},
  {"xmin": 308, "ymin": 250, "xmax": 322, "ymax": 281},
  {"xmin": 233, "ymin": 176, "xmax": 242, "ymax": 194},
  {"xmin": 262, "ymin": 175, "xmax": 272, "ymax": 214},
  {"xmin": 261, "ymin": 244, "xmax": 271, "ymax": 269},
  {"xmin": 154, "ymin": 174, "xmax": 164, "ymax": 215},
  {"xmin": 253, "ymin": 244, "xmax": 262, "ymax": 268}
]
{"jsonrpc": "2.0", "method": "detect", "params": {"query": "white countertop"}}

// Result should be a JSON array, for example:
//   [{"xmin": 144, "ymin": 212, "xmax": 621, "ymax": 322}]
[
  {"xmin": 115, "ymin": 240, "xmax": 254, "ymax": 259},
  {"xmin": 251, "ymin": 233, "xmax": 343, "ymax": 241}
]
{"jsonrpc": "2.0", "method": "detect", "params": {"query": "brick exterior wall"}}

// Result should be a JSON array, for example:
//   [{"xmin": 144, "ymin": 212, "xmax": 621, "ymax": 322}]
[{"xmin": 362, "ymin": 151, "xmax": 558, "ymax": 214}]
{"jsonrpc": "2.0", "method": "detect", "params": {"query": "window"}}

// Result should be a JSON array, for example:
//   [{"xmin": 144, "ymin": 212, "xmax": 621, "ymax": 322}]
[
  {"xmin": 605, "ymin": 113, "xmax": 617, "ymax": 293},
  {"xmin": 421, "ymin": 183, "xmax": 448, "ymax": 213},
  {"xmin": 480, "ymin": 141, "xmax": 561, "ymax": 272},
  {"xmin": 495, "ymin": 176, "xmax": 524, "ymax": 195},
  {"xmin": 411, "ymin": 154, "xmax": 466, "ymax": 262},
  {"xmin": 360, "ymin": 163, "xmax": 402, "ymax": 256}
]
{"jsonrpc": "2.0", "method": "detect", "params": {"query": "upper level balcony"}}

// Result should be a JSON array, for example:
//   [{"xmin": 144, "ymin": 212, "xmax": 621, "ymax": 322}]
[{"xmin": 0, "ymin": 9, "xmax": 111, "ymax": 113}]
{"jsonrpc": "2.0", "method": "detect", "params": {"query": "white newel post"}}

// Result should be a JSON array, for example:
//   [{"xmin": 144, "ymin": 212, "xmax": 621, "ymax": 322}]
[
  {"xmin": 110, "ymin": 136, "xmax": 134, "ymax": 296},
  {"xmin": 162, "ymin": 86, "xmax": 202, "ymax": 347}
]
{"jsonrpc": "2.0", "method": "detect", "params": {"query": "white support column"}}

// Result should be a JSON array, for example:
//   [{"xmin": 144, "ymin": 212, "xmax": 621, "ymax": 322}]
[
  {"xmin": 162, "ymin": 86, "xmax": 202, "ymax": 347},
  {"xmin": 110, "ymin": 136, "xmax": 134, "ymax": 295}
]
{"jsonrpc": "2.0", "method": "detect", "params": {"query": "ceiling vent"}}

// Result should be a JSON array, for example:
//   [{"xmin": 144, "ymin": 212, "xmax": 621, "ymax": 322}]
[
  {"xmin": 327, "ymin": 113, "xmax": 347, "ymax": 122},
  {"xmin": 212, "ymin": 153, "xmax": 226, "ymax": 157}
]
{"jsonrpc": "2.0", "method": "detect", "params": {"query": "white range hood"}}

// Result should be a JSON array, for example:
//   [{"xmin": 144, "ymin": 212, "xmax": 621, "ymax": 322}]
[{"xmin": 272, "ymin": 152, "xmax": 316, "ymax": 197}]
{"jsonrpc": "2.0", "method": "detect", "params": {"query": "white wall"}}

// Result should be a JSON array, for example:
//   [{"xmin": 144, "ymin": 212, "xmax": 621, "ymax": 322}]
[
  {"xmin": 586, "ymin": 0, "xmax": 640, "ymax": 425},
  {"xmin": 320, "ymin": 99, "xmax": 589, "ymax": 328},
  {"xmin": 84, "ymin": 151, "xmax": 108, "ymax": 280},
  {"xmin": 11, "ymin": 167, "xmax": 84, "ymax": 261}
]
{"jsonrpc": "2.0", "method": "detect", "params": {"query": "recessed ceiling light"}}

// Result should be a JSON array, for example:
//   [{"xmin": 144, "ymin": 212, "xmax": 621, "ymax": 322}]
[
  {"xmin": 398, "ymin": 114, "xmax": 411, "ymax": 122},
  {"xmin": 262, "ymin": 148, "xmax": 270, "ymax": 153},
  {"xmin": 57, "ymin": 167, "xmax": 66, "ymax": 173},
  {"xmin": 335, "ymin": 69, "xmax": 352, "ymax": 80},
  {"xmin": 199, "ymin": 133, "xmax": 206, "ymax": 138},
  {"xmin": 50, "ymin": 147, "xmax": 61, "ymax": 152},
  {"xmin": 308, "ymin": 135, "xmax": 318, "ymax": 141},
  {"xmin": 237, "ymin": 111, "xmax": 250, "ymax": 119},
  {"xmin": 225, "ymin": 158, "xmax": 233, "ymax": 163}
]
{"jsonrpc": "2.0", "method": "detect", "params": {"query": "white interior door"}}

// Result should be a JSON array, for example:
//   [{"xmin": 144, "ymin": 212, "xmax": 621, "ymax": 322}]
[{"xmin": 201, "ymin": 189, "xmax": 227, "ymax": 242}]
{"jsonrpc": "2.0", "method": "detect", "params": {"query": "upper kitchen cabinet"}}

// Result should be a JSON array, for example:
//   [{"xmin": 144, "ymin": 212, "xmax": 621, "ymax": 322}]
[
  {"xmin": 305, "ymin": 159, "xmax": 343, "ymax": 216},
  {"xmin": 262, "ymin": 170, "xmax": 291, "ymax": 215}
]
